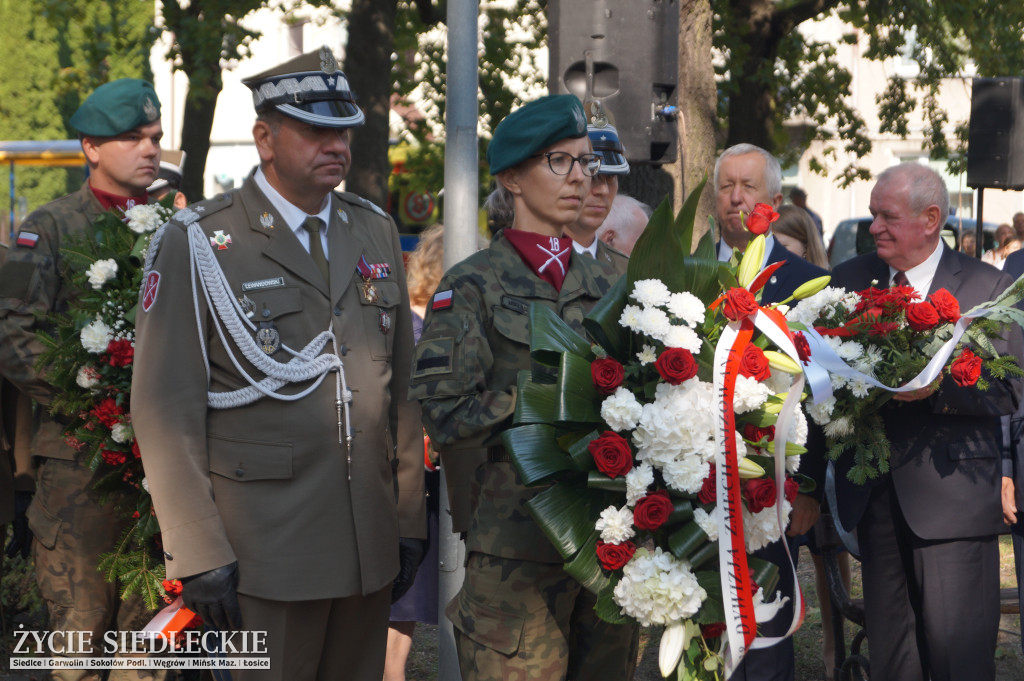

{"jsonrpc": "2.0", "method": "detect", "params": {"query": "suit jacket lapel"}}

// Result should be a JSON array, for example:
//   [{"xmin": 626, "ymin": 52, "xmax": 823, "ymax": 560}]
[
  {"xmin": 327, "ymin": 195, "xmax": 364, "ymax": 307},
  {"xmin": 239, "ymin": 177, "xmax": 329, "ymax": 297},
  {"xmin": 928, "ymin": 246, "xmax": 963, "ymax": 298}
]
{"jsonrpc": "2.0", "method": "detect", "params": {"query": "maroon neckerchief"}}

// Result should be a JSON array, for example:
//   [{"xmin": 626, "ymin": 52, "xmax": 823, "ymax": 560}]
[
  {"xmin": 503, "ymin": 228, "xmax": 574, "ymax": 292},
  {"xmin": 90, "ymin": 185, "xmax": 148, "ymax": 213}
]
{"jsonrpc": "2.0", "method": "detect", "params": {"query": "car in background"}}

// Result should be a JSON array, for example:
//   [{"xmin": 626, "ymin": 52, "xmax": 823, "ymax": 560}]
[{"xmin": 827, "ymin": 216, "xmax": 999, "ymax": 268}]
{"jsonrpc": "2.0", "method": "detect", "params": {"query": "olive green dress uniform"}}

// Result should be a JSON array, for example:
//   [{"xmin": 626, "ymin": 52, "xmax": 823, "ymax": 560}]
[
  {"xmin": 0, "ymin": 183, "xmax": 160, "ymax": 681},
  {"xmin": 131, "ymin": 173, "xmax": 426, "ymax": 678},
  {"xmin": 410, "ymin": 231, "xmax": 639, "ymax": 680}
]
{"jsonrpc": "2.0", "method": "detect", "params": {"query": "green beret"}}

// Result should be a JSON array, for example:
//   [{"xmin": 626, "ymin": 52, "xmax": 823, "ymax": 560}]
[
  {"xmin": 70, "ymin": 79, "xmax": 161, "ymax": 137},
  {"xmin": 487, "ymin": 94, "xmax": 588, "ymax": 175}
]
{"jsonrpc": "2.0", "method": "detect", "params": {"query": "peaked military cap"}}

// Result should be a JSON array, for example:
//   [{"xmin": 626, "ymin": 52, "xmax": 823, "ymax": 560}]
[
  {"xmin": 70, "ymin": 79, "xmax": 162, "ymax": 137},
  {"xmin": 487, "ymin": 94, "xmax": 588, "ymax": 175},
  {"xmin": 147, "ymin": 149, "xmax": 186, "ymax": 194},
  {"xmin": 585, "ymin": 101, "xmax": 629, "ymax": 176},
  {"xmin": 242, "ymin": 46, "xmax": 364, "ymax": 128}
]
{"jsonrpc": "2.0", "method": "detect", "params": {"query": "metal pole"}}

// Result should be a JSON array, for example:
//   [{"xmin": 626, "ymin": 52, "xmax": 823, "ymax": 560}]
[
  {"xmin": 976, "ymin": 188, "xmax": 984, "ymax": 259},
  {"xmin": 440, "ymin": 2, "xmax": 478, "ymax": 679}
]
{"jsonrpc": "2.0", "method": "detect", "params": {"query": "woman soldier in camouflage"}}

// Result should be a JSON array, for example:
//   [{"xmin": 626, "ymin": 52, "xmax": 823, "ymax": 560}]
[{"xmin": 409, "ymin": 95, "xmax": 639, "ymax": 680}]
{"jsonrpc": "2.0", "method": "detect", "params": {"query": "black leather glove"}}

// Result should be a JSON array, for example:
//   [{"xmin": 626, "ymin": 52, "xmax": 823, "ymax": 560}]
[
  {"xmin": 5, "ymin": 491, "xmax": 33, "ymax": 559},
  {"xmin": 181, "ymin": 562, "xmax": 243, "ymax": 632},
  {"xmin": 391, "ymin": 537, "xmax": 428, "ymax": 603}
]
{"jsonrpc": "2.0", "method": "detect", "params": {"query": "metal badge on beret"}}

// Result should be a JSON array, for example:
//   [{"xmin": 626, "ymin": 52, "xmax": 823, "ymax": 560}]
[{"xmin": 257, "ymin": 323, "xmax": 281, "ymax": 355}]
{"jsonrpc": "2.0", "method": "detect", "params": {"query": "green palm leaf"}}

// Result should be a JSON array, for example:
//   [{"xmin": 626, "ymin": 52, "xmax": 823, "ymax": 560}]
[
  {"xmin": 525, "ymin": 482, "xmax": 607, "ymax": 559},
  {"xmin": 529, "ymin": 303, "xmax": 593, "ymax": 367},
  {"xmin": 502, "ymin": 424, "xmax": 578, "ymax": 485},
  {"xmin": 556, "ymin": 353, "xmax": 603, "ymax": 424},
  {"xmin": 564, "ymin": 529, "xmax": 612, "ymax": 593}
]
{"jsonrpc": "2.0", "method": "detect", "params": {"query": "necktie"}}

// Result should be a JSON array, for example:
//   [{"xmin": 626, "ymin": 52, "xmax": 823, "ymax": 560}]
[
  {"xmin": 892, "ymin": 270, "xmax": 910, "ymax": 287},
  {"xmin": 302, "ymin": 216, "xmax": 329, "ymax": 286}
]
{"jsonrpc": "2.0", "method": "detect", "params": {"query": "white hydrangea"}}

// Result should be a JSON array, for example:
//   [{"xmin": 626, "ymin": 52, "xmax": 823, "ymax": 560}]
[
  {"xmin": 81, "ymin": 317, "xmax": 113, "ymax": 353},
  {"xmin": 732, "ymin": 375, "xmax": 771, "ymax": 414},
  {"xmin": 613, "ymin": 547, "xmax": 707, "ymax": 626},
  {"xmin": 596, "ymin": 505, "xmax": 636, "ymax": 544},
  {"xmin": 743, "ymin": 499, "xmax": 792, "ymax": 553},
  {"xmin": 631, "ymin": 279, "xmax": 672, "ymax": 308},
  {"xmin": 661, "ymin": 324, "xmax": 701, "ymax": 353},
  {"xmin": 601, "ymin": 387, "xmax": 644, "ymax": 432},
  {"xmin": 86, "ymin": 259, "xmax": 118, "ymax": 290},
  {"xmin": 634, "ymin": 381, "xmax": 718, "ymax": 485},
  {"xmin": 636, "ymin": 344, "xmax": 658, "ymax": 366},
  {"xmin": 124, "ymin": 204, "xmax": 165, "ymax": 234},
  {"xmin": 625, "ymin": 463, "xmax": 654, "ymax": 506},
  {"xmin": 693, "ymin": 507, "xmax": 719, "ymax": 542},
  {"xmin": 76, "ymin": 366, "xmax": 100, "ymax": 389},
  {"xmin": 666, "ymin": 292, "xmax": 705, "ymax": 327},
  {"xmin": 110, "ymin": 423, "xmax": 133, "ymax": 444}
]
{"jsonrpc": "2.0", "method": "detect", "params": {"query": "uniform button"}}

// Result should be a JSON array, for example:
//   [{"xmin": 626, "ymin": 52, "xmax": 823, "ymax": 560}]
[
  {"xmin": 235, "ymin": 467, "xmax": 245, "ymax": 478},
  {"xmin": 262, "ymin": 310, "xmax": 271, "ymax": 318},
  {"xmin": 164, "ymin": 551, "xmax": 174, "ymax": 560},
  {"xmin": 339, "ymin": 344, "xmax": 348, "ymax": 356},
  {"xmin": 334, "ymin": 306, "xmax": 342, "ymax": 316}
]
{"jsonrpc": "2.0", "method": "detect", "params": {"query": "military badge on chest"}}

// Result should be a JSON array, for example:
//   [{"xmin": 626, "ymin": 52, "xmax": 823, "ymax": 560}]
[
  {"xmin": 257, "ymin": 323, "xmax": 281, "ymax": 354},
  {"xmin": 356, "ymin": 255, "xmax": 393, "ymax": 335}
]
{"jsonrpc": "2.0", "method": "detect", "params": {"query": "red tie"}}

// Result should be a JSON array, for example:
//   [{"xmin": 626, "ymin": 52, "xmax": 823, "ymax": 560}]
[{"xmin": 892, "ymin": 271, "xmax": 910, "ymax": 287}]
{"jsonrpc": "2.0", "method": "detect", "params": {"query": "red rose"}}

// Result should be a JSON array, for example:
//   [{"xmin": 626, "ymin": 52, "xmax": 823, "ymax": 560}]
[
  {"xmin": 655, "ymin": 348, "xmax": 699, "ymax": 385},
  {"xmin": 950, "ymin": 348, "xmax": 982, "ymax": 387},
  {"xmin": 792, "ymin": 331, "xmax": 811, "ymax": 364},
  {"xmin": 701, "ymin": 622, "xmax": 727, "ymax": 639},
  {"xmin": 596, "ymin": 540, "xmax": 637, "ymax": 571},
  {"xmin": 929, "ymin": 289, "xmax": 961, "ymax": 323},
  {"xmin": 105, "ymin": 339, "xmax": 134, "ymax": 367},
  {"xmin": 162, "ymin": 578, "xmax": 183, "ymax": 598},
  {"xmin": 742, "ymin": 423, "xmax": 775, "ymax": 445},
  {"xmin": 633, "ymin": 490, "xmax": 674, "ymax": 530},
  {"xmin": 743, "ymin": 477, "xmax": 778, "ymax": 513},
  {"xmin": 745, "ymin": 203, "xmax": 779, "ymax": 236},
  {"xmin": 588, "ymin": 431, "xmax": 634, "ymax": 478},
  {"xmin": 722, "ymin": 287, "xmax": 759, "ymax": 321},
  {"xmin": 91, "ymin": 397, "xmax": 124, "ymax": 428},
  {"xmin": 591, "ymin": 357, "xmax": 625, "ymax": 395},
  {"xmin": 905, "ymin": 301, "xmax": 939, "ymax": 332},
  {"xmin": 784, "ymin": 476, "xmax": 799, "ymax": 504},
  {"xmin": 698, "ymin": 464, "xmax": 717, "ymax": 504},
  {"xmin": 739, "ymin": 344, "xmax": 771, "ymax": 381}
]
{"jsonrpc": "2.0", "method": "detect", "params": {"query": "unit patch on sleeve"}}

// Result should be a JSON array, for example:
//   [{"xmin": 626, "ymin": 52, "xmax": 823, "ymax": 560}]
[
  {"xmin": 431, "ymin": 289, "xmax": 453, "ymax": 311},
  {"xmin": 142, "ymin": 271, "xmax": 161, "ymax": 311}
]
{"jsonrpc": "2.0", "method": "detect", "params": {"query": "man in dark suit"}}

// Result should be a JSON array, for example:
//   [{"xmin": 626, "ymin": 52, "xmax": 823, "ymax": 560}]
[
  {"xmin": 715, "ymin": 143, "xmax": 829, "ymax": 681},
  {"xmin": 831, "ymin": 163, "xmax": 1022, "ymax": 681}
]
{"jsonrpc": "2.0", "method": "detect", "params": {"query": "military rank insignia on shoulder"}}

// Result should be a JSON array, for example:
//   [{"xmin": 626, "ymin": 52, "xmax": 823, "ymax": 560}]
[
  {"xmin": 339, "ymin": 191, "xmax": 388, "ymax": 219},
  {"xmin": 431, "ymin": 289, "xmax": 453, "ymax": 311},
  {"xmin": 175, "ymin": 192, "xmax": 233, "ymax": 226},
  {"xmin": 15, "ymin": 232, "xmax": 39, "ymax": 248}
]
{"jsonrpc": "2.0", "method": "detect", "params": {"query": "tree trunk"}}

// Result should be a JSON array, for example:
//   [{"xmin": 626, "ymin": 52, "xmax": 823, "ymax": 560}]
[
  {"xmin": 344, "ymin": 0, "xmax": 398, "ymax": 209},
  {"xmin": 178, "ymin": 75, "xmax": 221, "ymax": 203},
  {"xmin": 723, "ymin": 0, "xmax": 783, "ymax": 153},
  {"xmin": 678, "ymin": 0, "xmax": 719, "ymax": 242}
]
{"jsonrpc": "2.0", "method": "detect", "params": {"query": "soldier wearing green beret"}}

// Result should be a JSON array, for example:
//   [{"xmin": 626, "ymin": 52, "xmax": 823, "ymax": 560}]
[
  {"xmin": 131, "ymin": 47, "xmax": 426, "ymax": 680},
  {"xmin": 410, "ymin": 94, "xmax": 639, "ymax": 681},
  {"xmin": 0, "ymin": 78, "xmax": 164, "ymax": 680}
]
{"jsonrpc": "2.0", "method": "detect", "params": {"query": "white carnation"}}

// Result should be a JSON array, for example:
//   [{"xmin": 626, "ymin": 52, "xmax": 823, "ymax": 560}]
[
  {"xmin": 110, "ymin": 423, "xmax": 133, "ymax": 444},
  {"xmin": 76, "ymin": 366, "xmax": 100, "ymax": 389},
  {"xmin": 733, "ymin": 375, "xmax": 771, "ymax": 414},
  {"xmin": 744, "ymin": 499, "xmax": 792, "ymax": 552},
  {"xmin": 613, "ymin": 547, "xmax": 707, "ymax": 626},
  {"xmin": 124, "ymin": 204, "xmax": 164, "ymax": 234},
  {"xmin": 693, "ymin": 507, "xmax": 719, "ymax": 542},
  {"xmin": 764, "ymin": 369, "xmax": 793, "ymax": 394},
  {"xmin": 662, "ymin": 456, "xmax": 710, "ymax": 496},
  {"xmin": 631, "ymin": 279, "xmax": 672, "ymax": 308},
  {"xmin": 596, "ymin": 505, "xmax": 636, "ymax": 544},
  {"xmin": 625, "ymin": 463, "xmax": 655, "ymax": 506},
  {"xmin": 662, "ymin": 324, "xmax": 701, "ymax": 353},
  {"xmin": 601, "ymin": 387, "xmax": 644, "ymax": 432},
  {"xmin": 786, "ymin": 408, "xmax": 808, "ymax": 446},
  {"xmin": 786, "ymin": 454, "xmax": 802, "ymax": 475},
  {"xmin": 666, "ymin": 292, "xmax": 705, "ymax": 327},
  {"xmin": 81, "ymin": 317, "xmax": 113, "ymax": 353},
  {"xmin": 636, "ymin": 344, "xmax": 658, "ymax": 366},
  {"xmin": 87, "ymin": 259, "xmax": 118, "ymax": 290}
]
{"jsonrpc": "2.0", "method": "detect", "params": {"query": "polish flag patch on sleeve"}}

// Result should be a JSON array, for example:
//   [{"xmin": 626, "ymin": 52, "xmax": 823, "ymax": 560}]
[
  {"xmin": 16, "ymin": 232, "xmax": 39, "ymax": 248},
  {"xmin": 431, "ymin": 289, "xmax": 453, "ymax": 311}
]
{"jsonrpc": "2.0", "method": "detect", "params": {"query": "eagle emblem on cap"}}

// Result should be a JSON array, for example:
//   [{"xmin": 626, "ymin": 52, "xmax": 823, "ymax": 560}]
[
  {"xmin": 587, "ymin": 101, "xmax": 609, "ymax": 128},
  {"xmin": 143, "ymin": 97, "xmax": 158, "ymax": 122},
  {"xmin": 319, "ymin": 46, "xmax": 338, "ymax": 74},
  {"xmin": 572, "ymin": 105, "xmax": 586, "ymax": 133}
]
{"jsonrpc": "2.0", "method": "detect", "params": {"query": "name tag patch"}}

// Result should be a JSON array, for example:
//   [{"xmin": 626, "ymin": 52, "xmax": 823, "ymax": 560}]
[{"xmin": 242, "ymin": 277, "xmax": 285, "ymax": 292}]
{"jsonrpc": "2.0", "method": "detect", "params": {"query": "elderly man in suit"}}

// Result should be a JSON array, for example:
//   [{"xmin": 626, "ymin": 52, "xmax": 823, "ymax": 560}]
[
  {"xmin": 714, "ymin": 143, "xmax": 829, "ymax": 681},
  {"xmin": 831, "ymin": 163, "xmax": 1022, "ymax": 681},
  {"xmin": 131, "ymin": 47, "xmax": 426, "ymax": 681}
]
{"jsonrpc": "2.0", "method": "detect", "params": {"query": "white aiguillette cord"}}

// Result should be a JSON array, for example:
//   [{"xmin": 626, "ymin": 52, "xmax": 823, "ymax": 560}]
[{"xmin": 142, "ymin": 222, "xmax": 356, "ymax": 478}]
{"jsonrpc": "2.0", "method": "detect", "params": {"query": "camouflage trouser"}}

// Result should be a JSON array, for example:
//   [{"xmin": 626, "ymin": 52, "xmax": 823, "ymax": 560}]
[
  {"xmin": 27, "ymin": 457, "xmax": 164, "ymax": 681},
  {"xmin": 446, "ymin": 552, "xmax": 639, "ymax": 681}
]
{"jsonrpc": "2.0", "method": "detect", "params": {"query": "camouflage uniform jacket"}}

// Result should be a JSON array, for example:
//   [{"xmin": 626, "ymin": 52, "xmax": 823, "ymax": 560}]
[
  {"xmin": 410, "ymin": 231, "xmax": 618, "ymax": 562},
  {"xmin": 0, "ymin": 183, "xmax": 120, "ymax": 461},
  {"xmin": 596, "ymin": 239, "xmax": 629, "ymax": 276}
]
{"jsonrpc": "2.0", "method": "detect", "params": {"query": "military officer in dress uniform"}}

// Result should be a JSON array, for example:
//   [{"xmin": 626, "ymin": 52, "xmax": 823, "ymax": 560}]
[
  {"xmin": 0, "ymin": 78, "xmax": 164, "ymax": 680},
  {"xmin": 131, "ymin": 47, "xmax": 426, "ymax": 681},
  {"xmin": 564, "ymin": 102, "xmax": 630, "ymax": 275}
]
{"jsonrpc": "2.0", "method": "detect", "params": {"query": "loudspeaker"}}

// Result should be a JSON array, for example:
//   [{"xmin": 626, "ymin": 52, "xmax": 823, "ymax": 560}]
[
  {"xmin": 547, "ymin": 0, "xmax": 678, "ymax": 164},
  {"xmin": 967, "ymin": 77, "xmax": 1024, "ymax": 190}
]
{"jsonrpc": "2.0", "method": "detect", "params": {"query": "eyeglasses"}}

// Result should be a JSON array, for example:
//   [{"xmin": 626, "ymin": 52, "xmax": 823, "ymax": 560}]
[{"xmin": 528, "ymin": 151, "xmax": 602, "ymax": 177}]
